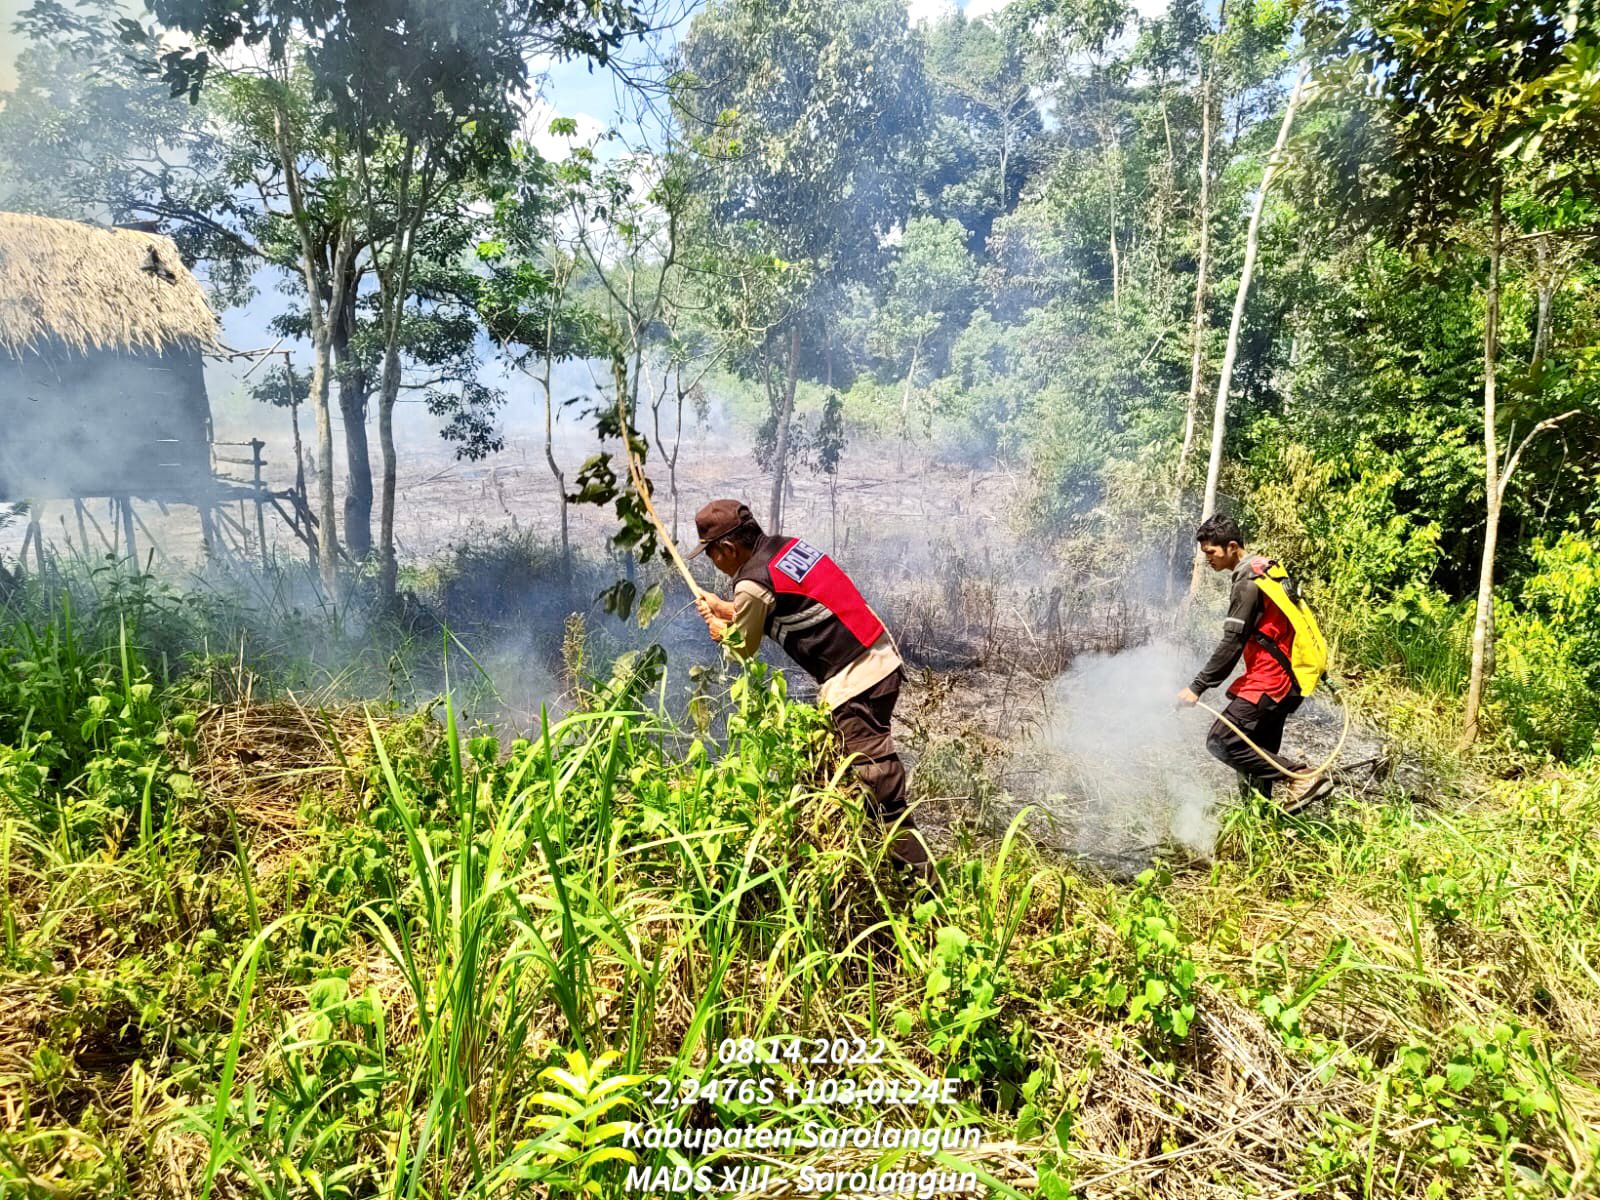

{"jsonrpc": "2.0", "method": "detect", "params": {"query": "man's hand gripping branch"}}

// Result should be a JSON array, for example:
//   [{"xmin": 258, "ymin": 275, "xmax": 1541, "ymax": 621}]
[{"xmin": 696, "ymin": 592, "xmax": 736, "ymax": 643}]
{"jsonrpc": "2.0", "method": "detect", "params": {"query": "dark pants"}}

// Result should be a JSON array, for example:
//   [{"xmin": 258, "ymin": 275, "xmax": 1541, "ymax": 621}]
[
  {"xmin": 1205, "ymin": 691, "xmax": 1305, "ymax": 797},
  {"xmin": 831, "ymin": 669, "xmax": 929, "ymax": 872}
]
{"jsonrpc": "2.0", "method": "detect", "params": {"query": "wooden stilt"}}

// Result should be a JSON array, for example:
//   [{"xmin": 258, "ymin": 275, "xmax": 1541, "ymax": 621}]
[
  {"xmin": 199, "ymin": 503, "xmax": 218, "ymax": 560},
  {"xmin": 80, "ymin": 502, "xmax": 115, "ymax": 556},
  {"xmin": 21, "ymin": 503, "xmax": 41, "ymax": 572},
  {"xmin": 32, "ymin": 501, "xmax": 47, "ymax": 573},
  {"xmin": 74, "ymin": 498, "xmax": 91, "ymax": 557},
  {"xmin": 119, "ymin": 497, "xmax": 138, "ymax": 566},
  {"xmin": 251, "ymin": 438, "xmax": 268, "ymax": 569},
  {"xmin": 130, "ymin": 504, "xmax": 173, "ymax": 570}
]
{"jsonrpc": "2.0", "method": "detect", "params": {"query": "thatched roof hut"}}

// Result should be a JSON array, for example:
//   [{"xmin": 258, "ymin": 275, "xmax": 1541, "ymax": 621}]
[
  {"xmin": 0, "ymin": 212, "xmax": 217, "ymax": 356},
  {"xmin": 0, "ymin": 212, "xmax": 219, "ymax": 502}
]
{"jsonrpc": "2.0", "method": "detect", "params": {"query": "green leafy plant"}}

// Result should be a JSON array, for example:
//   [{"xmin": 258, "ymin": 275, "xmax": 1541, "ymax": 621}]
[
  {"xmin": 1051, "ymin": 869, "xmax": 1199, "ymax": 1065},
  {"xmin": 524, "ymin": 1049, "xmax": 644, "ymax": 1195}
]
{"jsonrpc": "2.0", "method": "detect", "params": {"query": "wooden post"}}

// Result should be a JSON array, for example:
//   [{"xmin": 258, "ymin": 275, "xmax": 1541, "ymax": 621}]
[
  {"xmin": 215, "ymin": 503, "xmax": 249, "ymax": 560},
  {"xmin": 73, "ymin": 499, "xmax": 91, "ymax": 558},
  {"xmin": 22, "ymin": 502, "xmax": 42, "ymax": 573},
  {"xmin": 130, "ymin": 504, "xmax": 173, "ymax": 570},
  {"xmin": 199, "ymin": 503, "xmax": 217, "ymax": 560},
  {"xmin": 283, "ymin": 353, "xmax": 309, "ymax": 507},
  {"xmin": 251, "ymin": 437, "xmax": 269, "ymax": 569},
  {"xmin": 34, "ymin": 507, "xmax": 47, "ymax": 575},
  {"xmin": 119, "ymin": 497, "xmax": 138, "ymax": 566},
  {"xmin": 78, "ymin": 501, "xmax": 114, "ymax": 556}
]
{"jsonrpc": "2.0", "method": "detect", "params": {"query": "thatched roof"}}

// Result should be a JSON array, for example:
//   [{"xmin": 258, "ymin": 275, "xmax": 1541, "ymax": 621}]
[{"xmin": 0, "ymin": 211, "xmax": 218, "ymax": 357}]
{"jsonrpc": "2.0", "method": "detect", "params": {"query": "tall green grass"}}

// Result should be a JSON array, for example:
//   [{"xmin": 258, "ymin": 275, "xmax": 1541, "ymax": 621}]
[{"xmin": 1, "ymin": 581, "xmax": 1596, "ymax": 1198}]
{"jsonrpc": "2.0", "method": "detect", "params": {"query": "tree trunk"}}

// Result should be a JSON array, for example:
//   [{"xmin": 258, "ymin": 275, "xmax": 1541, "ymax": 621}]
[
  {"xmin": 830, "ymin": 476, "xmax": 839, "ymax": 553},
  {"xmin": 377, "ymin": 337, "xmax": 401, "ymax": 601},
  {"xmin": 334, "ymin": 280, "xmax": 373, "ymax": 560},
  {"xmin": 273, "ymin": 106, "xmax": 343, "ymax": 595},
  {"xmin": 338, "ymin": 382, "xmax": 372, "ymax": 560},
  {"xmin": 1155, "ymin": 92, "xmax": 1176, "ymax": 292},
  {"xmin": 1174, "ymin": 69, "xmax": 1213, "ymax": 516},
  {"xmin": 668, "ymin": 365, "xmax": 686, "ymax": 542},
  {"xmin": 1531, "ymin": 239, "xmax": 1554, "ymax": 382},
  {"xmin": 533, "ymin": 256, "xmax": 573, "ymax": 580},
  {"xmin": 768, "ymin": 324, "xmax": 801, "ymax": 530},
  {"xmin": 1171, "ymin": 69, "xmax": 1214, "ymax": 598},
  {"xmin": 364, "ymin": 142, "xmax": 434, "ymax": 605},
  {"xmin": 998, "ymin": 125, "xmax": 1009, "ymax": 211},
  {"xmin": 306, "ymin": 306, "xmax": 339, "ymax": 591},
  {"xmin": 544, "ymin": 371, "xmax": 569, "ymax": 575},
  {"xmin": 1461, "ymin": 182, "xmax": 1505, "ymax": 749},
  {"xmin": 1110, "ymin": 225, "xmax": 1121, "ymax": 313},
  {"xmin": 899, "ymin": 336, "xmax": 923, "ymax": 435},
  {"xmin": 1188, "ymin": 68, "xmax": 1305, "ymax": 601}
]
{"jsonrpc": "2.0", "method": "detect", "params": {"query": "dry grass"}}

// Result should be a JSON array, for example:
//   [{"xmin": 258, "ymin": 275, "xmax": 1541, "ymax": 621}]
[{"xmin": 188, "ymin": 697, "xmax": 370, "ymax": 848}]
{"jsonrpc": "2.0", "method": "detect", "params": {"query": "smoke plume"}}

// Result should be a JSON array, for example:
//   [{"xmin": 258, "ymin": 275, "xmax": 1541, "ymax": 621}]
[{"xmin": 1021, "ymin": 639, "xmax": 1228, "ymax": 861}]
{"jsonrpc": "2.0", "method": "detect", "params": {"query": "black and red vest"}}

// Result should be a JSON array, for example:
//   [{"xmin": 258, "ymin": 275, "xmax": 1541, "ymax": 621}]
[
  {"xmin": 1231, "ymin": 556, "xmax": 1295, "ymax": 704},
  {"xmin": 733, "ymin": 535, "xmax": 886, "ymax": 684}
]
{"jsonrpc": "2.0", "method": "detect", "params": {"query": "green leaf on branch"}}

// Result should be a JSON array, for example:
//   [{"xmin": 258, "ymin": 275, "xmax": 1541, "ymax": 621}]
[{"xmin": 637, "ymin": 582, "xmax": 664, "ymax": 629}]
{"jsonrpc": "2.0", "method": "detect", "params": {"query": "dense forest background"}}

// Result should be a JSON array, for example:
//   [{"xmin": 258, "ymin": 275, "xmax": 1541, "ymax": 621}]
[
  {"xmin": 1, "ymin": 0, "xmax": 1596, "ymax": 757},
  {"xmin": 5, "ymin": 0, "xmax": 1596, "ymax": 760}
]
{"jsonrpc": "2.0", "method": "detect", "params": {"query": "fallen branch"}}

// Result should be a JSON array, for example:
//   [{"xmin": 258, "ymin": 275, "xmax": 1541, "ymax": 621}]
[{"xmin": 615, "ymin": 359, "xmax": 707, "ymax": 599}]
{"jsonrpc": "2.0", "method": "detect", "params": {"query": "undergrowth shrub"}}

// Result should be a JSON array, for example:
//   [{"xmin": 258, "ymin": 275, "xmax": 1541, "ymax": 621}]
[
  {"xmin": 0, "ymin": 601, "xmax": 202, "ymax": 856},
  {"xmin": 1490, "ymin": 533, "xmax": 1600, "ymax": 761},
  {"xmin": 1244, "ymin": 439, "xmax": 1451, "ymax": 675},
  {"xmin": 1381, "ymin": 1023, "xmax": 1569, "ymax": 1197},
  {"xmin": 910, "ymin": 917, "xmax": 1031, "ymax": 1102},
  {"xmin": 1042, "ymin": 868, "xmax": 1199, "ymax": 1069}
]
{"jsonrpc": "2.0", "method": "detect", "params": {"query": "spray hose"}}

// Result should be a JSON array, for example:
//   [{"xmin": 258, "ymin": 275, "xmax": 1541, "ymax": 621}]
[{"xmin": 1192, "ymin": 685, "xmax": 1353, "ymax": 784}]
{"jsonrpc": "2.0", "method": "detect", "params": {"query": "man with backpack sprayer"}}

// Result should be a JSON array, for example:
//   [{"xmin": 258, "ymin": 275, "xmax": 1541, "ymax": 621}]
[
  {"xmin": 686, "ymin": 500, "xmax": 937, "ymax": 884},
  {"xmin": 1177, "ymin": 515, "xmax": 1335, "ymax": 813}
]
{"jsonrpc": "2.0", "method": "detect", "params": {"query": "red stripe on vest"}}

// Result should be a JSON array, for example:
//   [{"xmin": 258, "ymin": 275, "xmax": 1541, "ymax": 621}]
[{"xmin": 766, "ymin": 537, "xmax": 886, "ymax": 648}]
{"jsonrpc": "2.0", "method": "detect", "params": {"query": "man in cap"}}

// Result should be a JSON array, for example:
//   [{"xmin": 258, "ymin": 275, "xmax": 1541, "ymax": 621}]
[{"xmin": 688, "ymin": 499, "xmax": 934, "ymax": 881}]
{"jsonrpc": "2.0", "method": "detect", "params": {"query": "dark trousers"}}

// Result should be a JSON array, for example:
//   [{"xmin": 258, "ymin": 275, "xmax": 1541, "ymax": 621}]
[
  {"xmin": 1205, "ymin": 691, "xmax": 1305, "ymax": 797},
  {"xmin": 830, "ymin": 669, "xmax": 929, "ymax": 871}
]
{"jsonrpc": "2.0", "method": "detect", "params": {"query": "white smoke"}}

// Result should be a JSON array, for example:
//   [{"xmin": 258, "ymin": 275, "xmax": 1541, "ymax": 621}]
[{"xmin": 1021, "ymin": 639, "xmax": 1227, "ymax": 859}]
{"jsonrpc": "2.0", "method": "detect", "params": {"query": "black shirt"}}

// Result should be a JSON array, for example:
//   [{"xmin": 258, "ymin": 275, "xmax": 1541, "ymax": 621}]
[{"xmin": 1190, "ymin": 558, "xmax": 1263, "ymax": 696}]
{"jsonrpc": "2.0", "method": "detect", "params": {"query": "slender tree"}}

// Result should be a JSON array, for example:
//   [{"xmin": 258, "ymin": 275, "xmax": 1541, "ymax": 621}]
[
  {"xmin": 1188, "ymin": 65, "xmax": 1307, "ymax": 599},
  {"xmin": 676, "ymin": 0, "xmax": 931, "ymax": 528},
  {"xmin": 1173, "ymin": 64, "xmax": 1213, "ymax": 534},
  {"xmin": 1308, "ymin": 0, "xmax": 1586, "ymax": 743}
]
